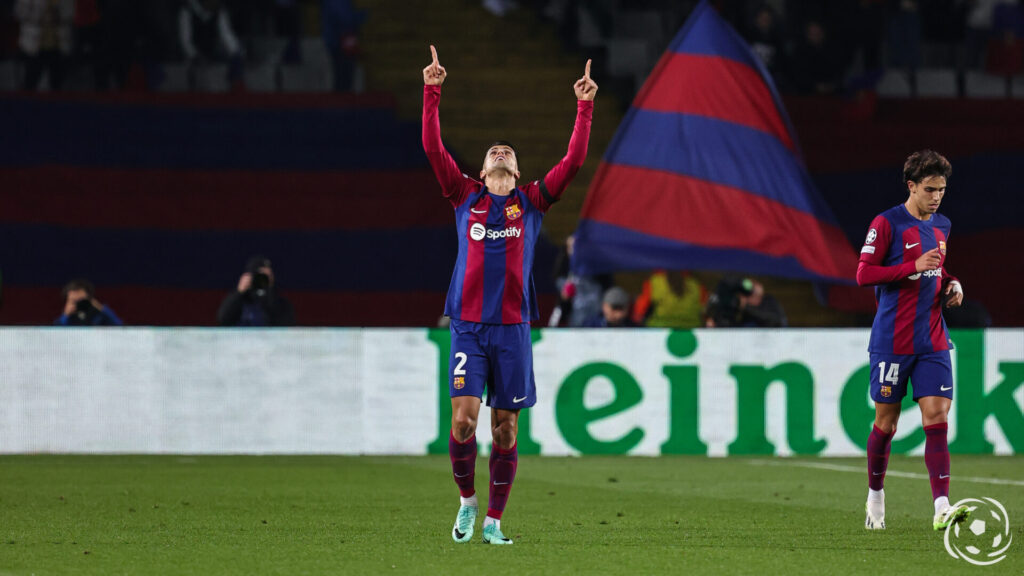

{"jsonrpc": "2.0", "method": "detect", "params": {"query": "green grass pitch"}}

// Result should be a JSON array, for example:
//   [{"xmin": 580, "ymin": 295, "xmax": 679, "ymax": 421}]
[{"xmin": 1, "ymin": 455, "xmax": 1020, "ymax": 575}]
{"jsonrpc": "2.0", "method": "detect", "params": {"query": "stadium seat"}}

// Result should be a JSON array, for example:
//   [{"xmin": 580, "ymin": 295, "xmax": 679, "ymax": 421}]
[
  {"xmin": 915, "ymin": 68, "xmax": 958, "ymax": 97},
  {"xmin": 965, "ymin": 71, "xmax": 1008, "ymax": 98},
  {"xmin": 161, "ymin": 64, "xmax": 190, "ymax": 92},
  {"xmin": 248, "ymin": 36, "xmax": 289, "ymax": 65},
  {"xmin": 1013, "ymin": 76, "xmax": 1024, "ymax": 99},
  {"xmin": 299, "ymin": 37, "xmax": 331, "ymax": 67},
  {"xmin": 194, "ymin": 64, "xmax": 229, "ymax": 93},
  {"xmin": 613, "ymin": 11, "xmax": 666, "ymax": 46},
  {"xmin": 606, "ymin": 38, "xmax": 652, "ymax": 78},
  {"xmin": 244, "ymin": 64, "xmax": 278, "ymax": 92},
  {"xmin": 876, "ymin": 69, "xmax": 911, "ymax": 98},
  {"xmin": 280, "ymin": 64, "xmax": 330, "ymax": 92},
  {"xmin": 576, "ymin": 4, "xmax": 606, "ymax": 48},
  {"xmin": 352, "ymin": 63, "xmax": 366, "ymax": 93},
  {"xmin": 0, "ymin": 60, "xmax": 21, "ymax": 90},
  {"xmin": 62, "ymin": 65, "xmax": 94, "ymax": 92}
]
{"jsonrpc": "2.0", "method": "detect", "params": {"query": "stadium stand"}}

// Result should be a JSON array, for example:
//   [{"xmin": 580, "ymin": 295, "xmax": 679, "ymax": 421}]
[
  {"xmin": 0, "ymin": 91, "xmax": 517, "ymax": 326},
  {"xmin": 1, "ymin": 1, "xmax": 1021, "ymax": 326}
]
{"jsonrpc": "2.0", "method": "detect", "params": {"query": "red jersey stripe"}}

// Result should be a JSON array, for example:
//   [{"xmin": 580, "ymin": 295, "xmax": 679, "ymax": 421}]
[
  {"xmin": 893, "ymin": 227, "xmax": 921, "ymax": 354},
  {"xmin": 502, "ymin": 210, "xmax": 525, "ymax": 323},
  {"xmin": 461, "ymin": 196, "xmax": 491, "ymax": 322},
  {"xmin": 929, "ymin": 228, "xmax": 949, "ymax": 351}
]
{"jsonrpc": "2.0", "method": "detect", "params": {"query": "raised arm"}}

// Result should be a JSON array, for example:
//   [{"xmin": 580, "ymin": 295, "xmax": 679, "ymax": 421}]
[
  {"xmin": 422, "ymin": 45, "xmax": 476, "ymax": 207},
  {"xmin": 533, "ymin": 60, "xmax": 597, "ymax": 210}
]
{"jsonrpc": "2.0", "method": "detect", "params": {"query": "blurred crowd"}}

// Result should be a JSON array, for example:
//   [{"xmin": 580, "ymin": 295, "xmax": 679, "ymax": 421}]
[
  {"xmin": 0, "ymin": 0, "xmax": 363, "ymax": 91},
  {"xmin": 488, "ymin": 0, "xmax": 1024, "ymax": 97},
  {"xmin": 5, "ymin": 1, "xmax": 1021, "ymax": 94},
  {"xmin": 720, "ymin": 0, "xmax": 1024, "ymax": 95},
  {"xmin": 44, "ymin": 242, "xmax": 994, "ymax": 328},
  {"xmin": 547, "ymin": 235, "xmax": 788, "ymax": 330}
]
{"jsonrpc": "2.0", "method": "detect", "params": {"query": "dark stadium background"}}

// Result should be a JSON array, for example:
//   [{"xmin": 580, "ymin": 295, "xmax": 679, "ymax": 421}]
[{"xmin": 2, "ymin": 0, "xmax": 1021, "ymax": 327}]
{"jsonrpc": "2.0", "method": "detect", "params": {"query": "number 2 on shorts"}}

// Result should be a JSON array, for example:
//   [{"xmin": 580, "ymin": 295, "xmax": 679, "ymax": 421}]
[{"xmin": 453, "ymin": 352, "xmax": 468, "ymax": 376}]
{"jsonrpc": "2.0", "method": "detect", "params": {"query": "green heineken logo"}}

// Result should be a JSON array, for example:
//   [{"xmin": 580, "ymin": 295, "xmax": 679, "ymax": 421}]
[{"xmin": 427, "ymin": 330, "xmax": 1024, "ymax": 456}]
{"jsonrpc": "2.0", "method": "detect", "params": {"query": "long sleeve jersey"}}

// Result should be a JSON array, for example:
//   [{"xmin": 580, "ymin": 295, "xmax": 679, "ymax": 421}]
[
  {"xmin": 423, "ymin": 84, "xmax": 593, "ymax": 324},
  {"xmin": 857, "ymin": 203, "xmax": 958, "ymax": 354}
]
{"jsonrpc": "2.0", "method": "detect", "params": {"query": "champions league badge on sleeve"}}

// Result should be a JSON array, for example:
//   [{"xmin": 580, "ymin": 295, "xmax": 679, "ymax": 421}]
[{"xmin": 862, "ymin": 228, "xmax": 878, "ymax": 254}]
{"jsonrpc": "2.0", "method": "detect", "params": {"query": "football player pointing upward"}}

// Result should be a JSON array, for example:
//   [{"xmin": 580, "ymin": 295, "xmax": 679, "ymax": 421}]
[
  {"xmin": 422, "ymin": 45, "xmax": 596, "ymax": 545},
  {"xmin": 856, "ymin": 150, "xmax": 969, "ymax": 531}
]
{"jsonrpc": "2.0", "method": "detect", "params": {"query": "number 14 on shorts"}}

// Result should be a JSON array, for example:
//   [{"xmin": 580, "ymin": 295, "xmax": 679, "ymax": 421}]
[{"xmin": 878, "ymin": 361, "xmax": 900, "ymax": 385}]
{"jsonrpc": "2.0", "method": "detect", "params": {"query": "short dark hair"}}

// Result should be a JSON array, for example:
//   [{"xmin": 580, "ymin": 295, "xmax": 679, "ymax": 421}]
[
  {"xmin": 62, "ymin": 278, "xmax": 95, "ymax": 300},
  {"xmin": 903, "ymin": 150, "xmax": 951, "ymax": 184},
  {"xmin": 488, "ymin": 140, "xmax": 517, "ymax": 155}
]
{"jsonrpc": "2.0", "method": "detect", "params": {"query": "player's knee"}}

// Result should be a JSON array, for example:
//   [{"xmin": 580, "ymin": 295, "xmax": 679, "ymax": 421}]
[
  {"xmin": 922, "ymin": 409, "xmax": 948, "ymax": 426},
  {"xmin": 451, "ymin": 414, "xmax": 477, "ymax": 441},
  {"xmin": 491, "ymin": 421, "xmax": 516, "ymax": 449},
  {"xmin": 874, "ymin": 417, "xmax": 898, "ymax": 434}
]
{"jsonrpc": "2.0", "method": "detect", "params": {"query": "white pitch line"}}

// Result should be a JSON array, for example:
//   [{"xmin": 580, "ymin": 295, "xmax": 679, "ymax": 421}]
[{"xmin": 750, "ymin": 460, "xmax": 1024, "ymax": 487}]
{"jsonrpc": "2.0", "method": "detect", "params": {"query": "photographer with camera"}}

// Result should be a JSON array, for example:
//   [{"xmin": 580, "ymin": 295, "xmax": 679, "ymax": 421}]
[
  {"xmin": 704, "ymin": 276, "xmax": 786, "ymax": 328},
  {"xmin": 217, "ymin": 256, "xmax": 295, "ymax": 327},
  {"xmin": 54, "ymin": 279, "xmax": 123, "ymax": 326}
]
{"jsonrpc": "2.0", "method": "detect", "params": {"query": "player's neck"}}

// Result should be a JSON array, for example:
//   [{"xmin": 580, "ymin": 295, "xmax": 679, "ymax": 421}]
[
  {"xmin": 485, "ymin": 174, "xmax": 516, "ymax": 196},
  {"xmin": 903, "ymin": 199, "xmax": 931, "ymax": 221}
]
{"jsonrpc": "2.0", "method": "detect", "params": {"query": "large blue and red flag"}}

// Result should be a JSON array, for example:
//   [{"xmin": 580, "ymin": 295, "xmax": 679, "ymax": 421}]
[{"xmin": 574, "ymin": 1, "xmax": 858, "ymax": 284}]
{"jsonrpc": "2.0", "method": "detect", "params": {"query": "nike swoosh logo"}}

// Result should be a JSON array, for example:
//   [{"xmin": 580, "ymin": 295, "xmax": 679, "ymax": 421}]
[
  {"xmin": 872, "ymin": 472, "xmax": 884, "ymax": 476},
  {"xmin": 905, "ymin": 242, "xmax": 920, "ymax": 249},
  {"xmin": 471, "ymin": 208, "xmax": 488, "ymax": 214},
  {"xmin": 454, "ymin": 472, "xmax": 472, "ymax": 478},
  {"xmin": 939, "ymin": 474, "xmax": 950, "ymax": 479},
  {"xmin": 493, "ymin": 481, "xmax": 509, "ymax": 486},
  {"xmin": 512, "ymin": 396, "xmax": 527, "ymax": 403},
  {"xmin": 940, "ymin": 385, "xmax": 953, "ymax": 391},
  {"xmin": 454, "ymin": 528, "xmax": 466, "ymax": 539}
]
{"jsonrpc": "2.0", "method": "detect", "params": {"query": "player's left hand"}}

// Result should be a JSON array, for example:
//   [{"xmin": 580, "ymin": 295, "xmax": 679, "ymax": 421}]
[
  {"xmin": 943, "ymin": 280, "xmax": 963, "ymax": 308},
  {"xmin": 574, "ymin": 59, "xmax": 598, "ymax": 101}
]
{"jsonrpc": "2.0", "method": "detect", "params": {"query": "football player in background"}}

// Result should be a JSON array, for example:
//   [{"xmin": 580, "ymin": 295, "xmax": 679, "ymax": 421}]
[{"xmin": 856, "ymin": 150, "xmax": 969, "ymax": 531}]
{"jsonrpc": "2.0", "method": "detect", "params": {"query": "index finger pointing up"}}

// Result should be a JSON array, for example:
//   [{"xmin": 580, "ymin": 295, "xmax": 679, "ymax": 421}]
[
  {"xmin": 431, "ymin": 45, "xmax": 439, "ymax": 65},
  {"xmin": 584, "ymin": 59, "xmax": 591, "ymax": 79}
]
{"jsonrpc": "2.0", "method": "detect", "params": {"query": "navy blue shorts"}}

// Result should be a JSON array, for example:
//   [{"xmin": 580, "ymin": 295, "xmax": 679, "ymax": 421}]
[
  {"xmin": 869, "ymin": 350, "xmax": 953, "ymax": 403},
  {"xmin": 449, "ymin": 319, "xmax": 536, "ymax": 410}
]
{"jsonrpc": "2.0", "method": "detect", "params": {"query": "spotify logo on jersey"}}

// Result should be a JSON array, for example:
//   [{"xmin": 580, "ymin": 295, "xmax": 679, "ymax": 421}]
[{"xmin": 470, "ymin": 223, "xmax": 487, "ymax": 241}]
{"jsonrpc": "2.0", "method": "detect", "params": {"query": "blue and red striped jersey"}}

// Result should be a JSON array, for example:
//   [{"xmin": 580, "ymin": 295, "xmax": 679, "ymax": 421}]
[
  {"xmin": 857, "ymin": 204, "xmax": 957, "ymax": 354},
  {"xmin": 422, "ymin": 85, "xmax": 593, "ymax": 324}
]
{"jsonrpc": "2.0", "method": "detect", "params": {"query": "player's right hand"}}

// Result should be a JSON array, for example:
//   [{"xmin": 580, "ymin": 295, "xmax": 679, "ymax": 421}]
[
  {"xmin": 237, "ymin": 273, "xmax": 252, "ymax": 293},
  {"xmin": 423, "ymin": 45, "xmax": 447, "ymax": 86},
  {"xmin": 914, "ymin": 247, "xmax": 942, "ymax": 272}
]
